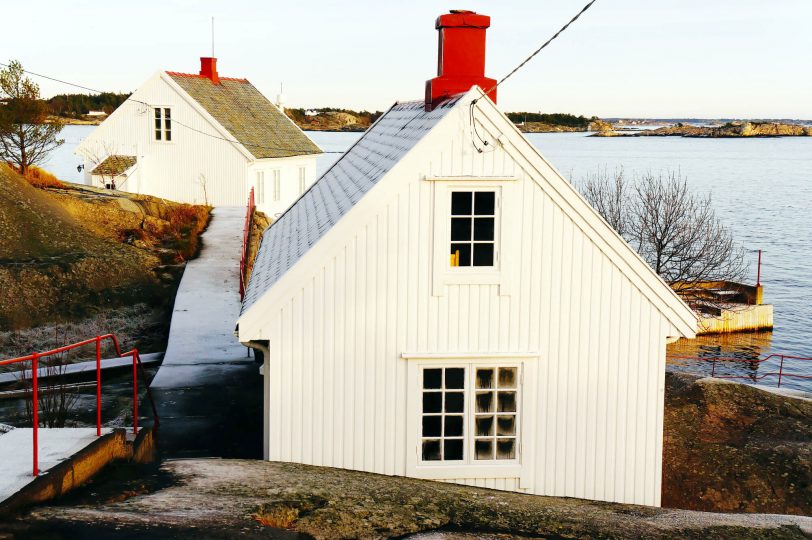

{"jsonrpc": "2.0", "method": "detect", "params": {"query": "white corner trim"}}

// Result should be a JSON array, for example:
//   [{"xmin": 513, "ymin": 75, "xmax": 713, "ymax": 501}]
[
  {"xmin": 424, "ymin": 175, "xmax": 519, "ymax": 182},
  {"xmin": 401, "ymin": 352, "xmax": 540, "ymax": 360}
]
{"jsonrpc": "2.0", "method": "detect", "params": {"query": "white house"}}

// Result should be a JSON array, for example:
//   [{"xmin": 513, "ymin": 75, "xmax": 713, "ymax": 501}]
[
  {"xmin": 237, "ymin": 11, "xmax": 697, "ymax": 507},
  {"xmin": 76, "ymin": 57, "xmax": 321, "ymax": 215}
]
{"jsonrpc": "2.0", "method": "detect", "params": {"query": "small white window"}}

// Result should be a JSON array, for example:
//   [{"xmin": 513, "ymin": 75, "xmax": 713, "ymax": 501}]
[
  {"xmin": 421, "ymin": 367, "xmax": 466, "ymax": 461},
  {"xmin": 473, "ymin": 367, "xmax": 518, "ymax": 460},
  {"xmin": 154, "ymin": 107, "xmax": 172, "ymax": 141},
  {"xmin": 450, "ymin": 191, "xmax": 496, "ymax": 267},
  {"xmin": 273, "ymin": 170, "xmax": 281, "ymax": 201},
  {"xmin": 256, "ymin": 171, "xmax": 265, "ymax": 204},
  {"xmin": 298, "ymin": 166, "xmax": 307, "ymax": 194},
  {"xmin": 420, "ymin": 364, "xmax": 519, "ymax": 464}
]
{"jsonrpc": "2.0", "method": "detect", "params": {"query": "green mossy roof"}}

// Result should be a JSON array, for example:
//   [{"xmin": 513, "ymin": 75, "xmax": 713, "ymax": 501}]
[{"xmin": 167, "ymin": 74, "xmax": 322, "ymax": 159}]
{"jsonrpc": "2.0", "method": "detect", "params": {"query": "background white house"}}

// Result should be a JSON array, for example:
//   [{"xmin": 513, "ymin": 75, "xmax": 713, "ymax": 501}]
[
  {"xmin": 237, "ymin": 11, "xmax": 697, "ymax": 507},
  {"xmin": 76, "ymin": 57, "xmax": 321, "ymax": 214}
]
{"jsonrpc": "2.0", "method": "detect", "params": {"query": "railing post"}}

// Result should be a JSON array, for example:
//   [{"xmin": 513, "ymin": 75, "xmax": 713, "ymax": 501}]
[
  {"xmin": 132, "ymin": 351, "xmax": 138, "ymax": 435},
  {"xmin": 711, "ymin": 358, "xmax": 717, "ymax": 378},
  {"xmin": 96, "ymin": 336, "xmax": 101, "ymax": 437},
  {"xmin": 32, "ymin": 353, "xmax": 39, "ymax": 477},
  {"xmin": 778, "ymin": 355, "xmax": 784, "ymax": 388}
]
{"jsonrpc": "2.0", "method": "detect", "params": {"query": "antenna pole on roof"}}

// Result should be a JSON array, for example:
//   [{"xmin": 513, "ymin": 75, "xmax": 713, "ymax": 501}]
[{"xmin": 211, "ymin": 16, "xmax": 215, "ymax": 57}]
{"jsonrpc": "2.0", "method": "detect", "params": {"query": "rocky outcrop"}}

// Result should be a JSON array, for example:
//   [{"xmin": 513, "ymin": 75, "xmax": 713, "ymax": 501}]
[
  {"xmin": 514, "ymin": 119, "xmax": 614, "ymax": 133},
  {"xmin": 594, "ymin": 121, "xmax": 812, "ymax": 138},
  {"xmin": 12, "ymin": 459, "xmax": 811, "ymax": 539},
  {"xmin": 663, "ymin": 373, "xmax": 812, "ymax": 514}
]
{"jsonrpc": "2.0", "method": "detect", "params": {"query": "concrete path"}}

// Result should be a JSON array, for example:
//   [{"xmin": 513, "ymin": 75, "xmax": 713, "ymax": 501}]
[
  {"xmin": 0, "ymin": 428, "xmax": 112, "ymax": 504},
  {"xmin": 148, "ymin": 207, "xmax": 262, "ymax": 459}
]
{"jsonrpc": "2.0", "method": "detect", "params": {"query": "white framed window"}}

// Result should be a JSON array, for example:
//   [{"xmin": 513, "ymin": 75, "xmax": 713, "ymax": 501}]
[
  {"xmin": 273, "ymin": 170, "xmax": 281, "ymax": 201},
  {"xmin": 449, "ymin": 190, "xmax": 496, "ymax": 268},
  {"xmin": 298, "ymin": 166, "xmax": 307, "ymax": 195},
  {"xmin": 427, "ymin": 177, "xmax": 518, "ymax": 296},
  {"xmin": 256, "ymin": 171, "xmax": 265, "ymax": 204},
  {"xmin": 420, "ymin": 364, "xmax": 520, "ymax": 464},
  {"xmin": 420, "ymin": 367, "xmax": 466, "ymax": 461},
  {"xmin": 154, "ymin": 107, "xmax": 172, "ymax": 141},
  {"xmin": 405, "ymin": 353, "xmax": 536, "ymax": 483}
]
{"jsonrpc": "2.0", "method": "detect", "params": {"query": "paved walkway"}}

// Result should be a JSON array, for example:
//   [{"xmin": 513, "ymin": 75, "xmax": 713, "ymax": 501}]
[
  {"xmin": 149, "ymin": 207, "xmax": 262, "ymax": 459},
  {"xmin": 0, "ymin": 428, "xmax": 112, "ymax": 504}
]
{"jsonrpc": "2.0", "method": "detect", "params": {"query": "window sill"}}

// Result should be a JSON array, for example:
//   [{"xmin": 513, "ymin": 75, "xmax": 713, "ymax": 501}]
[{"xmin": 410, "ymin": 462, "xmax": 524, "ymax": 480}]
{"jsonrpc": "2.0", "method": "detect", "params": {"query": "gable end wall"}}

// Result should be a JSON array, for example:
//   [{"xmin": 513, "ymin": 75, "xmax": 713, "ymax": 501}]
[{"xmin": 253, "ymin": 99, "xmax": 681, "ymax": 507}]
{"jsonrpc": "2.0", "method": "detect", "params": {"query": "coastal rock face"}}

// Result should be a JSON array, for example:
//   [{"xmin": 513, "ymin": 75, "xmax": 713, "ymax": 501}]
[
  {"xmin": 14, "ymin": 459, "xmax": 811, "ymax": 539},
  {"xmin": 588, "ymin": 119, "xmax": 614, "ymax": 132},
  {"xmin": 663, "ymin": 373, "xmax": 812, "ymax": 514},
  {"xmin": 595, "ymin": 121, "xmax": 812, "ymax": 138}
]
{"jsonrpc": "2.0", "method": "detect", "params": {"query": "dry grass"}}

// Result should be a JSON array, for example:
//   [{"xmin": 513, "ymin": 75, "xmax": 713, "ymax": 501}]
[
  {"xmin": 6, "ymin": 163, "xmax": 66, "ymax": 189},
  {"xmin": 165, "ymin": 204, "xmax": 211, "ymax": 261}
]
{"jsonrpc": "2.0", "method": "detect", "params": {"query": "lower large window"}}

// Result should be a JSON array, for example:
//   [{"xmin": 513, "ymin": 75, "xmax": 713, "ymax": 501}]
[{"xmin": 420, "ymin": 364, "xmax": 519, "ymax": 464}]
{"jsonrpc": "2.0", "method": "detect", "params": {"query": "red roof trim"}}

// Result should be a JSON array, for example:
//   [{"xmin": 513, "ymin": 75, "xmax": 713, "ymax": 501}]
[{"xmin": 165, "ymin": 71, "xmax": 249, "ymax": 83}]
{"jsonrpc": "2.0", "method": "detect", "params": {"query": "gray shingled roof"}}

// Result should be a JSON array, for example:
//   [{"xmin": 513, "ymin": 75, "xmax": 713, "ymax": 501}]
[
  {"xmin": 241, "ymin": 96, "xmax": 462, "ymax": 312},
  {"xmin": 167, "ymin": 73, "xmax": 321, "ymax": 159},
  {"xmin": 91, "ymin": 155, "xmax": 137, "ymax": 176}
]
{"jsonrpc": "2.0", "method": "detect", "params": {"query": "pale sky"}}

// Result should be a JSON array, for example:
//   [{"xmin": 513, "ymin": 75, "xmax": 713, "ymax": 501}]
[{"xmin": 4, "ymin": 0, "xmax": 811, "ymax": 118}]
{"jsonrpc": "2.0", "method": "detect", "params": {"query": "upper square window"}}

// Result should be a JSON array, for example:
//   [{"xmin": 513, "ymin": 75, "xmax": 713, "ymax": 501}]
[
  {"xmin": 154, "ymin": 107, "xmax": 172, "ymax": 141},
  {"xmin": 450, "ymin": 191, "xmax": 496, "ymax": 267}
]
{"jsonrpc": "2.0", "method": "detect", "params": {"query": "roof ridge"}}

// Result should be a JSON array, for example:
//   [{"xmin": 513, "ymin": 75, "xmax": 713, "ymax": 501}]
[{"xmin": 165, "ymin": 71, "xmax": 249, "ymax": 83}]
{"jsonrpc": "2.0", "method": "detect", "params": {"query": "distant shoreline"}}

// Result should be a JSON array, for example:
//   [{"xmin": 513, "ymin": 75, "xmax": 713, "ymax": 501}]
[{"xmin": 594, "ymin": 121, "xmax": 812, "ymax": 138}]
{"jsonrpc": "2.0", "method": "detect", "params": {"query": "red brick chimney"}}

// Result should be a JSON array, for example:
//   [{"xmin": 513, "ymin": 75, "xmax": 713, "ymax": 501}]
[
  {"xmin": 425, "ymin": 10, "xmax": 497, "ymax": 111},
  {"xmin": 199, "ymin": 57, "xmax": 219, "ymax": 84}
]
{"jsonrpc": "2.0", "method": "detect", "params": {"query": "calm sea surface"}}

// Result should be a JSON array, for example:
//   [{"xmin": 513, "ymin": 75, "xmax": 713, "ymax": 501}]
[{"xmin": 45, "ymin": 127, "xmax": 812, "ymax": 390}]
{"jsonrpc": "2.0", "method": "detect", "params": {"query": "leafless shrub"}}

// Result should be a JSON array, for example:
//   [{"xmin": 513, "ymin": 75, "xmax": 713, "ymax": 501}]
[
  {"xmin": 16, "ymin": 350, "xmax": 80, "ymax": 428},
  {"xmin": 580, "ymin": 169, "xmax": 746, "ymax": 303}
]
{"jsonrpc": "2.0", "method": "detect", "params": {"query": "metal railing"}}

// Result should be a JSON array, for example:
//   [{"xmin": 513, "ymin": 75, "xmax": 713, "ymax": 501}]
[
  {"xmin": 668, "ymin": 353, "xmax": 812, "ymax": 388},
  {"xmin": 0, "ymin": 334, "xmax": 159, "ymax": 477},
  {"xmin": 239, "ymin": 187, "xmax": 256, "ymax": 300}
]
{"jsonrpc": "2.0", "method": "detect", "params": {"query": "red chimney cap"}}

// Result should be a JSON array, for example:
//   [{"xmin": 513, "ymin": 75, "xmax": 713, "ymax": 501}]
[{"xmin": 436, "ymin": 10, "xmax": 491, "ymax": 29}]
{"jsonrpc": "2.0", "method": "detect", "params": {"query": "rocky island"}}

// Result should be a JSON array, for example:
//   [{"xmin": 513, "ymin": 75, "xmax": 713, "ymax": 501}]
[{"xmin": 595, "ymin": 121, "xmax": 812, "ymax": 138}]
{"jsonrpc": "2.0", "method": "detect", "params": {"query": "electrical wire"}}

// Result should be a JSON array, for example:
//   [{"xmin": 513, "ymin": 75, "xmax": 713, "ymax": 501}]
[
  {"xmin": 478, "ymin": 0, "xmax": 599, "ymax": 103},
  {"xmin": 0, "ymin": 61, "xmax": 344, "ymax": 155},
  {"xmin": 469, "ymin": 0, "xmax": 600, "ymax": 152}
]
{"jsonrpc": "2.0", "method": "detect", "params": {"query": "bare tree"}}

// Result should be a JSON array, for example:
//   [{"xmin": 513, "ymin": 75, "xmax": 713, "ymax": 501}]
[
  {"xmin": 581, "ymin": 167, "xmax": 630, "ymax": 237},
  {"xmin": 580, "ymin": 169, "xmax": 746, "ymax": 300},
  {"xmin": 196, "ymin": 173, "xmax": 209, "ymax": 206},
  {"xmin": 0, "ymin": 60, "xmax": 64, "ymax": 176}
]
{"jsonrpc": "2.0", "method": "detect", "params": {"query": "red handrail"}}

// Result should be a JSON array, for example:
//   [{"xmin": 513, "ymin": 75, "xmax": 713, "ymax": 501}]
[
  {"xmin": 0, "ymin": 334, "xmax": 159, "ymax": 477},
  {"xmin": 668, "ymin": 353, "xmax": 812, "ymax": 388},
  {"xmin": 239, "ymin": 187, "xmax": 256, "ymax": 300}
]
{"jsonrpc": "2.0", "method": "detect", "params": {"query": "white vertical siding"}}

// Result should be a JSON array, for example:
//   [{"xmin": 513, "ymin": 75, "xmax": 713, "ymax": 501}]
[
  {"xmin": 256, "ymin": 109, "xmax": 680, "ymax": 506},
  {"xmin": 249, "ymin": 155, "xmax": 318, "ymax": 217},
  {"xmin": 78, "ymin": 73, "xmax": 249, "ymax": 206},
  {"xmin": 77, "ymin": 73, "xmax": 317, "ymax": 210}
]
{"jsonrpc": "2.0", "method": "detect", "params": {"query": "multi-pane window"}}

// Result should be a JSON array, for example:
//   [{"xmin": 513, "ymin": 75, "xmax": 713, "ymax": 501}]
[
  {"xmin": 154, "ymin": 108, "xmax": 172, "ymax": 141},
  {"xmin": 420, "ymin": 365, "xmax": 519, "ymax": 464},
  {"xmin": 450, "ymin": 191, "xmax": 496, "ymax": 267},
  {"xmin": 474, "ymin": 367, "xmax": 518, "ymax": 460},
  {"xmin": 421, "ymin": 367, "xmax": 465, "ymax": 461},
  {"xmin": 256, "ymin": 171, "xmax": 265, "ymax": 204},
  {"xmin": 272, "ymin": 170, "xmax": 281, "ymax": 201},
  {"xmin": 298, "ymin": 166, "xmax": 306, "ymax": 194}
]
